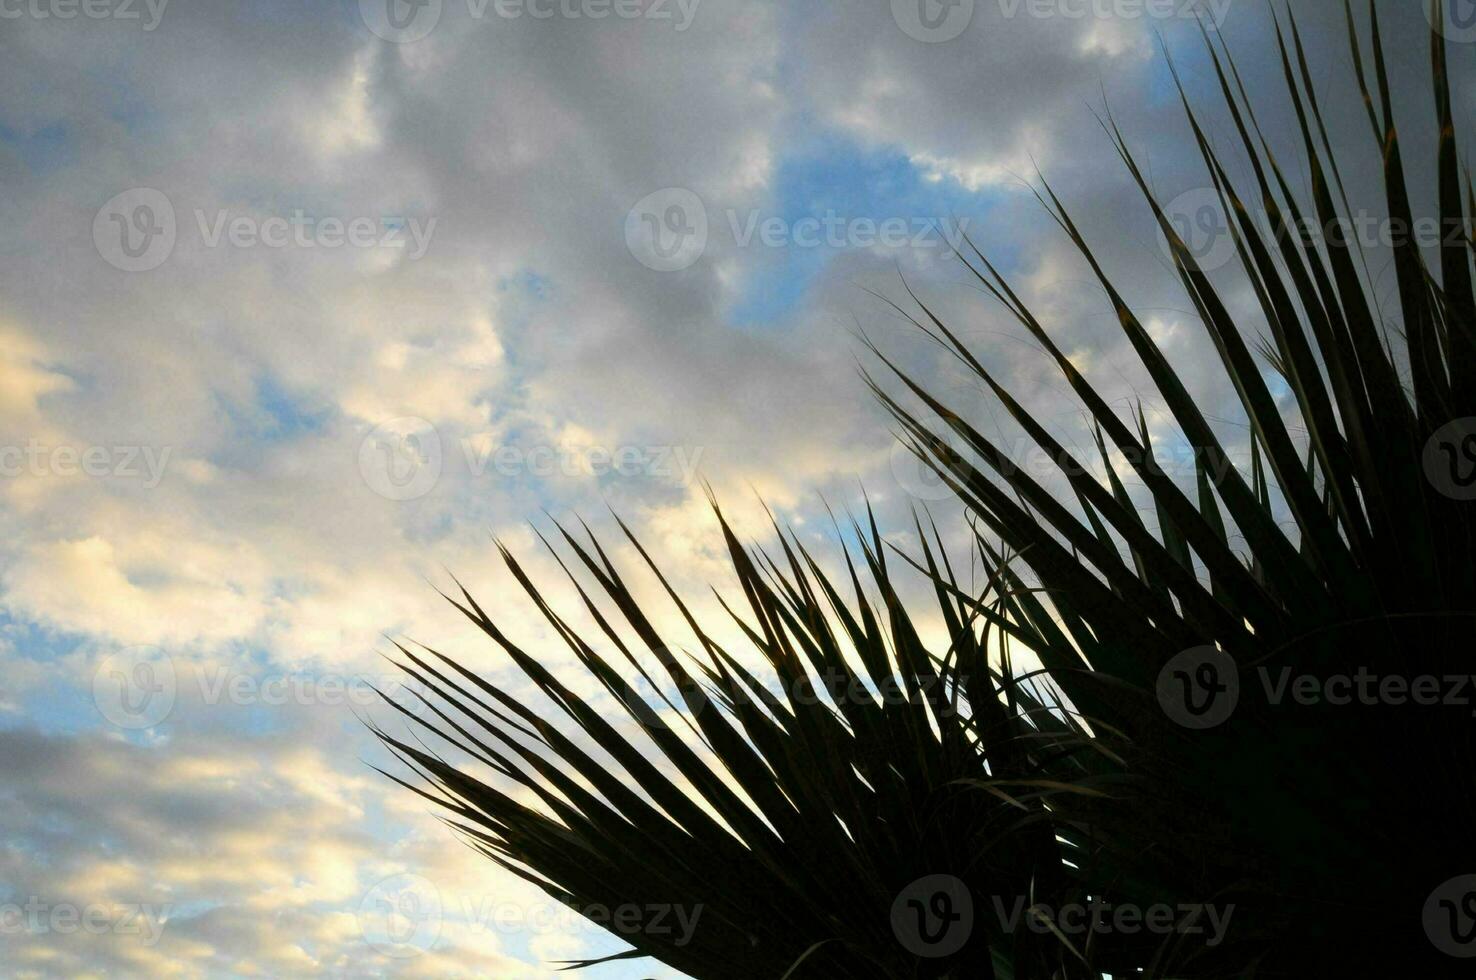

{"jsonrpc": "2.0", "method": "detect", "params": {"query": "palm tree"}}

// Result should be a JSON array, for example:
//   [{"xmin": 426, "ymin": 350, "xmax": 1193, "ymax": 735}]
[{"xmin": 375, "ymin": 3, "xmax": 1475, "ymax": 975}]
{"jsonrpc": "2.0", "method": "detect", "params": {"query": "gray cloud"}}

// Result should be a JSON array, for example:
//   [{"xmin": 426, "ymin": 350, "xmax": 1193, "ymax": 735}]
[{"xmin": 0, "ymin": 1, "xmax": 1461, "ymax": 976}]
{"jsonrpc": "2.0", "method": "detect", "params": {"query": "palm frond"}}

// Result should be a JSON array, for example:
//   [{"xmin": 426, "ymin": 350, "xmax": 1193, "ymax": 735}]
[
  {"xmin": 879, "ymin": 1, "xmax": 1476, "ymax": 973},
  {"xmin": 374, "ymin": 499, "xmax": 1121, "ymax": 977},
  {"xmin": 378, "ymin": 3, "xmax": 1476, "ymax": 976}
]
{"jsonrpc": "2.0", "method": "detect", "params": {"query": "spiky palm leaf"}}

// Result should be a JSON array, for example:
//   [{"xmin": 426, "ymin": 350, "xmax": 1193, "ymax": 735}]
[
  {"xmin": 378, "ymin": 2, "xmax": 1476, "ymax": 976},
  {"xmin": 873, "ymin": 1, "xmax": 1476, "ymax": 974},
  {"xmin": 373, "ymin": 504, "xmax": 1108, "ymax": 978}
]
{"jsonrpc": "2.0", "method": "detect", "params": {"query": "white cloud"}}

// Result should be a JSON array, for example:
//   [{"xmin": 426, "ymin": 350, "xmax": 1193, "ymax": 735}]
[{"xmin": 0, "ymin": 0, "xmax": 1440, "ymax": 976}]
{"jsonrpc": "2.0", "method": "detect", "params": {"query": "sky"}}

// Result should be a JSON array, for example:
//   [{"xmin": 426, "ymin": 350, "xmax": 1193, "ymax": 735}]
[{"xmin": 0, "ymin": 1, "xmax": 1465, "ymax": 977}]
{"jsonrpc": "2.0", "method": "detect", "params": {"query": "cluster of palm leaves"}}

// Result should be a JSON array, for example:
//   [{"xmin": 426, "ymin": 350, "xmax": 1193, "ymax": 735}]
[{"xmin": 375, "ymin": 2, "xmax": 1475, "ymax": 976}]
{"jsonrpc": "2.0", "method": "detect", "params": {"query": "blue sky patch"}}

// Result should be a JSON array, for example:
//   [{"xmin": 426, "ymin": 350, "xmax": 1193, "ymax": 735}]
[
  {"xmin": 724, "ymin": 134, "xmax": 998, "ymax": 327},
  {"xmin": 210, "ymin": 373, "xmax": 330, "ymax": 452},
  {"xmin": 0, "ymin": 121, "xmax": 74, "ymax": 174}
]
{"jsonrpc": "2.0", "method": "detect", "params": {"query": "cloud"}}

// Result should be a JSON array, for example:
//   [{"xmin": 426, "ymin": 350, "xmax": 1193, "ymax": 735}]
[
  {"xmin": 0, "ymin": 1, "xmax": 1455, "ymax": 976},
  {"xmin": 0, "ymin": 721, "xmax": 590, "ymax": 978}
]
